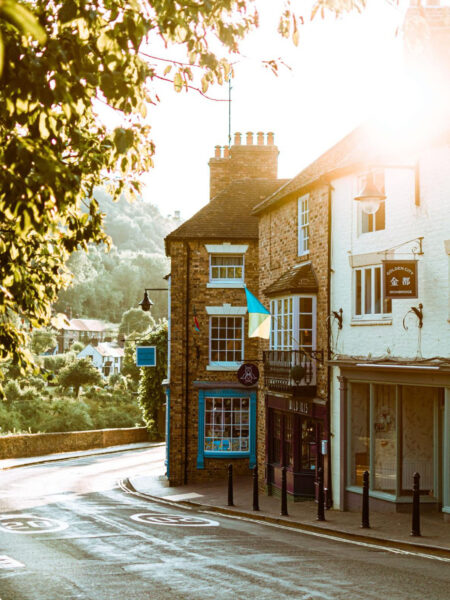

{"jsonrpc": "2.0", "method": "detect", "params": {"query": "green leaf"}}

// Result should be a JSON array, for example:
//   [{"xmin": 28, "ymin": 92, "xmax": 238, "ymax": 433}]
[{"xmin": 173, "ymin": 72, "xmax": 183, "ymax": 93}]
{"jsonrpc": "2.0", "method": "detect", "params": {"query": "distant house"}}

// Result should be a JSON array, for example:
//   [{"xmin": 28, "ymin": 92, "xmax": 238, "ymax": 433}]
[
  {"xmin": 77, "ymin": 342, "xmax": 124, "ymax": 377},
  {"xmin": 57, "ymin": 318, "xmax": 114, "ymax": 353}
]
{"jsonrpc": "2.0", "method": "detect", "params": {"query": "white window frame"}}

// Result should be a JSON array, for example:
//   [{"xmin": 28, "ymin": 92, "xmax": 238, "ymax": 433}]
[
  {"xmin": 353, "ymin": 265, "xmax": 392, "ymax": 320},
  {"xmin": 298, "ymin": 194, "xmax": 310, "ymax": 256},
  {"xmin": 209, "ymin": 254, "xmax": 245, "ymax": 284},
  {"xmin": 205, "ymin": 243, "xmax": 248, "ymax": 288},
  {"xmin": 270, "ymin": 295, "xmax": 317, "ymax": 351},
  {"xmin": 207, "ymin": 314, "xmax": 244, "ymax": 371}
]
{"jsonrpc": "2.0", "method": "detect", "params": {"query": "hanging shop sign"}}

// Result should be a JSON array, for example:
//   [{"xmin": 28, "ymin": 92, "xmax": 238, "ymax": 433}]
[
  {"xmin": 136, "ymin": 346, "xmax": 156, "ymax": 367},
  {"xmin": 237, "ymin": 363, "xmax": 259, "ymax": 386},
  {"xmin": 383, "ymin": 260, "xmax": 418, "ymax": 299}
]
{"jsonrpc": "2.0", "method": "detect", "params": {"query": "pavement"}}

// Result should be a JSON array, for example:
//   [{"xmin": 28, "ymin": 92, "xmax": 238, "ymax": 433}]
[{"xmin": 2, "ymin": 443, "xmax": 449, "ymax": 558}]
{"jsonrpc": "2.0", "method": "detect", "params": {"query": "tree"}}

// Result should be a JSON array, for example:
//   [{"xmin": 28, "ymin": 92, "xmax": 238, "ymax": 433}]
[
  {"xmin": 1, "ymin": 0, "xmax": 379, "ymax": 375},
  {"xmin": 138, "ymin": 320, "xmax": 167, "ymax": 439},
  {"xmin": 58, "ymin": 357, "xmax": 103, "ymax": 397},
  {"xmin": 118, "ymin": 307, "xmax": 155, "ymax": 339},
  {"xmin": 30, "ymin": 328, "xmax": 57, "ymax": 355}
]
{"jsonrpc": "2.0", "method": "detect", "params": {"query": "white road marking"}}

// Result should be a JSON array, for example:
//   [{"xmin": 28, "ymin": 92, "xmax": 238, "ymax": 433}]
[
  {"xmin": 130, "ymin": 513, "xmax": 219, "ymax": 527},
  {"xmin": 0, "ymin": 555, "xmax": 25, "ymax": 569},
  {"xmin": 0, "ymin": 514, "xmax": 68, "ymax": 534},
  {"xmin": 164, "ymin": 492, "xmax": 204, "ymax": 502}
]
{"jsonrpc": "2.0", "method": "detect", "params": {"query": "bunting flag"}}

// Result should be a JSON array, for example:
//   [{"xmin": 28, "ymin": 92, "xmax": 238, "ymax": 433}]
[
  {"xmin": 244, "ymin": 287, "xmax": 271, "ymax": 339},
  {"xmin": 193, "ymin": 308, "xmax": 200, "ymax": 333}
]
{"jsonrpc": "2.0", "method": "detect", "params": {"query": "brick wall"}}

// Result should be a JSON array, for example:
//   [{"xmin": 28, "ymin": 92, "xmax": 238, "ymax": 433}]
[
  {"xmin": 257, "ymin": 185, "xmax": 330, "ymax": 482},
  {"xmin": 167, "ymin": 238, "xmax": 260, "ymax": 485}
]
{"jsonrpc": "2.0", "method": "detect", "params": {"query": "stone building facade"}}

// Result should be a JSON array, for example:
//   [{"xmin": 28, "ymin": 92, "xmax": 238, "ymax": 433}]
[{"xmin": 165, "ymin": 133, "xmax": 286, "ymax": 486}]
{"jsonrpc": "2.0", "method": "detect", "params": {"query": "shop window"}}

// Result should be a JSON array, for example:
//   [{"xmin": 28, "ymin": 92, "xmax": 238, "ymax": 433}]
[
  {"xmin": 349, "ymin": 383, "xmax": 370, "ymax": 487},
  {"xmin": 197, "ymin": 390, "xmax": 256, "ymax": 469},
  {"xmin": 284, "ymin": 414, "xmax": 293, "ymax": 467},
  {"xmin": 209, "ymin": 316, "xmax": 243, "ymax": 365},
  {"xmin": 354, "ymin": 265, "xmax": 392, "ymax": 319},
  {"xmin": 210, "ymin": 254, "xmax": 244, "ymax": 282},
  {"xmin": 271, "ymin": 411, "xmax": 282, "ymax": 464},
  {"xmin": 301, "ymin": 420, "xmax": 317, "ymax": 471},
  {"xmin": 373, "ymin": 384, "xmax": 397, "ymax": 492}
]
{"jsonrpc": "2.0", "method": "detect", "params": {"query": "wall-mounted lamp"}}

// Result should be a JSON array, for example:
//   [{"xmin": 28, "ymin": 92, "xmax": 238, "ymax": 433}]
[
  {"xmin": 139, "ymin": 288, "xmax": 168, "ymax": 312},
  {"xmin": 354, "ymin": 171, "xmax": 386, "ymax": 215}
]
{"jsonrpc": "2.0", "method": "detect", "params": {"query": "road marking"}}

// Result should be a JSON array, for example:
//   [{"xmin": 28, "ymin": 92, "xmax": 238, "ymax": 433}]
[
  {"xmin": 164, "ymin": 492, "xmax": 204, "ymax": 502},
  {"xmin": 0, "ymin": 555, "xmax": 25, "ymax": 569},
  {"xmin": 130, "ymin": 513, "xmax": 219, "ymax": 527},
  {"xmin": 0, "ymin": 514, "xmax": 68, "ymax": 535}
]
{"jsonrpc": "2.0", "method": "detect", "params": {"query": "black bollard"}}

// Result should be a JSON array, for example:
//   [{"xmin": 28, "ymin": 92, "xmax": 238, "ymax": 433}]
[
  {"xmin": 252, "ymin": 465, "xmax": 260, "ymax": 511},
  {"xmin": 317, "ymin": 466, "xmax": 325, "ymax": 521},
  {"xmin": 227, "ymin": 463, "xmax": 234, "ymax": 507},
  {"xmin": 411, "ymin": 472, "xmax": 421, "ymax": 537},
  {"xmin": 361, "ymin": 470, "xmax": 370, "ymax": 529},
  {"xmin": 281, "ymin": 466, "xmax": 288, "ymax": 516}
]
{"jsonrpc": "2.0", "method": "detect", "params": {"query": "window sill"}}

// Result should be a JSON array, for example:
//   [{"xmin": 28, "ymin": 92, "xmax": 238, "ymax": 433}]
[
  {"xmin": 206, "ymin": 363, "xmax": 241, "ymax": 371},
  {"xmin": 207, "ymin": 282, "xmax": 245, "ymax": 289},
  {"xmin": 346, "ymin": 486, "xmax": 438, "ymax": 503},
  {"xmin": 204, "ymin": 451, "xmax": 250, "ymax": 458},
  {"xmin": 351, "ymin": 318, "xmax": 392, "ymax": 327}
]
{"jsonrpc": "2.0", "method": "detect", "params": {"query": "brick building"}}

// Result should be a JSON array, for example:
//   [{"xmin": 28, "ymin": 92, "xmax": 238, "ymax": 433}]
[{"xmin": 164, "ymin": 132, "xmax": 286, "ymax": 485}]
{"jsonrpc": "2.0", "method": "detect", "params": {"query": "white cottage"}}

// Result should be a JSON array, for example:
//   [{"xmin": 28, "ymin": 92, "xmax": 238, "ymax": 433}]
[{"xmin": 77, "ymin": 342, "xmax": 124, "ymax": 378}]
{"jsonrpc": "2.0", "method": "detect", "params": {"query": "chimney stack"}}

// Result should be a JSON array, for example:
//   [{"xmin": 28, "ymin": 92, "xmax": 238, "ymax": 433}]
[{"xmin": 208, "ymin": 131, "xmax": 279, "ymax": 200}]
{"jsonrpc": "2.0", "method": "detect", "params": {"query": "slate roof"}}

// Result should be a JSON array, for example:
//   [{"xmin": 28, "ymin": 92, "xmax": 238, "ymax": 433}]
[
  {"xmin": 165, "ymin": 178, "xmax": 288, "ymax": 245},
  {"xmin": 62, "ymin": 318, "xmax": 109, "ymax": 332},
  {"xmin": 264, "ymin": 262, "xmax": 318, "ymax": 297}
]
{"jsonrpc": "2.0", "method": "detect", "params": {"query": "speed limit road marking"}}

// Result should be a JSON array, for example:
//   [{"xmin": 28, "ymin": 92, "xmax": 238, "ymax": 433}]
[
  {"xmin": 130, "ymin": 513, "xmax": 219, "ymax": 527},
  {"xmin": 0, "ymin": 555, "xmax": 25, "ymax": 569},
  {"xmin": 0, "ymin": 514, "xmax": 68, "ymax": 534}
]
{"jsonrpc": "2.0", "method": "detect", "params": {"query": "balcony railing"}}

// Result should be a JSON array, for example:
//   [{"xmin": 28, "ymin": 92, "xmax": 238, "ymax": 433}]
[{"xmin": 263, "ymin": 349, "xmax": 323, "ymax": 395}]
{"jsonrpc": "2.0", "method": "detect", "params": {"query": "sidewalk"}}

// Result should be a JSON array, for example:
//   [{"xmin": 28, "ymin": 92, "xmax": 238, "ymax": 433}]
[{"xmin": 128, "ymin": 473, "xmax": 450, "ymax": 558}]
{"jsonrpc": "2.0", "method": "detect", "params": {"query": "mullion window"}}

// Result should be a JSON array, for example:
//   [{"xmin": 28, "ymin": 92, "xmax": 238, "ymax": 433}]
[
  {"xmin": 210, "ymin": 316, "xmax": 243, "ymax": 363},
  {"xmin": 354, "ymin": 266, "xmax": 392, "ymax": 317},
  {"xmin": 210, "ymin": 255, "xmax": 244, "ymax": 281}
]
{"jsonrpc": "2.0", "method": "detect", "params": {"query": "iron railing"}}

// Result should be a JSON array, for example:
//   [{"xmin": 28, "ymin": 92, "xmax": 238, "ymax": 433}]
[{"xmin": 263, "ymin": 349, "xmax": 323, "ymax": 394}]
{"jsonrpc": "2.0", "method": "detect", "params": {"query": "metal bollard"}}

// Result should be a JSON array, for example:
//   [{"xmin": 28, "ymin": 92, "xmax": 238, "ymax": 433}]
[
  {"xmin": 411, "ymin": 472, "xmax": 421, "ymax": 537},
  {"xmin": 361, "ymin": 470, "xmax": 370, "ymax": 529},
  {"xmin": 252, "ymin": 465, "xmax": 260, "ymax": 511},
  {"xmin": 317, "ymin": 466, "xmax": 325, "ymax": 521},
  {"xmin": 227, "ymin": 463, "xmax": 234, "ymax": 507},
  {"xmin": 281, "ymin": 466, "xmax": 288, "ymax": 516}
]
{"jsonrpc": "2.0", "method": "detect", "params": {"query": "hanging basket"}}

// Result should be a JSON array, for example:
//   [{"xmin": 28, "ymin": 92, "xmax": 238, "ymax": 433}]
[{"xmin": 290, "ymin": 364, "xmax": 307, "ymax": 383}]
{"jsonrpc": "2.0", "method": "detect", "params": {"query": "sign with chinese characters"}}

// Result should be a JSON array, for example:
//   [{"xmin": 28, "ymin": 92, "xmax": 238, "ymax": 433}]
[
  {"xmin": 237, "ymin": 363, "xmax": 259, "ymax": 386},
  {"xmin": 383, "ymin": 260, "xmax": 418, "ymax": 299},
  {"xmin": 136, "ymin": 346, "xmax": 156, "ymax": 367}
]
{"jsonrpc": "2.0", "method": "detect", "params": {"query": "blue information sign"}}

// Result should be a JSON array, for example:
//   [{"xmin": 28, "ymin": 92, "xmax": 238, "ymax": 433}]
[{"xmin": 136, "ymin": 346, "xmax": 156, "ymax": 367}]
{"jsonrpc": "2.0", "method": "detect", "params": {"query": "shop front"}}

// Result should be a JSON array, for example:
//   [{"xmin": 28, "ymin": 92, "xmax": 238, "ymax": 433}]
[{"xmin": 334, "ymin": 361, "xmax": 450, "ymax": 515}]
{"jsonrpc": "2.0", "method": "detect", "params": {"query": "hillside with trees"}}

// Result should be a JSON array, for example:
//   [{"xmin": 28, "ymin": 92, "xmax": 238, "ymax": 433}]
[{"xmin": 54, "ymin": 189, "xmax": 180, "ymax": 324}]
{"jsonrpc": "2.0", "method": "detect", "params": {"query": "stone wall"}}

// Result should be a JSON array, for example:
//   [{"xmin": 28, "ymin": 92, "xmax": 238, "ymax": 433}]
[{"xmin": 0, "ymin": 427, "xmax": 149, "ymax": 460}]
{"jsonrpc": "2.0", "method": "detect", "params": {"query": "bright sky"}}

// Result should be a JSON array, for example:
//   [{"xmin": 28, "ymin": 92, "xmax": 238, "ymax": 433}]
[{"xmin": 130, "ymin": 1, "xmax": 441, "ymax": 219}]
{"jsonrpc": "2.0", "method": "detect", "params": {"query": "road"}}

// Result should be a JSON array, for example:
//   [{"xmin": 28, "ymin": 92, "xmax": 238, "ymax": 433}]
[{"xmin": 1, "ymin": 446, "xmax": 449, "ymax": 600}]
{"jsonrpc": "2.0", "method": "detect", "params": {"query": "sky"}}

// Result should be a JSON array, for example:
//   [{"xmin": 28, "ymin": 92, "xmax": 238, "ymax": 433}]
[{"xmin": 124, "ymin": 1, "xmax": 443, "ymax": 220}]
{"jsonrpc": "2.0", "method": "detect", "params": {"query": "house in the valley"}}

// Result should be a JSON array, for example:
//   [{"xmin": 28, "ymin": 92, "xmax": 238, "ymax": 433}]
[
  {"xmin": 77, "ymin": 342, "xmax": 124, "ymax": 377},
  {"xmin": 57, "ymin": 318, "xmax": 113, "ymax": 353},
  {"xmin": 164, "ymin": 131, "xmax": 286, "ymax": 486}
]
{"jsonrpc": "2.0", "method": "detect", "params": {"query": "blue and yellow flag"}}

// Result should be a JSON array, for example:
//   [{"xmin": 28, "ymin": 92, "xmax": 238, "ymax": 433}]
[{"xmin": 244, "ymin": 287, "xmax": 271, "ymax": 339}]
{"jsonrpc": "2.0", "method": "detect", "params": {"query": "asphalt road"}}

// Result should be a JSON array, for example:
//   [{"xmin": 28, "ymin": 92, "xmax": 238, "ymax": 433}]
[{"xmin": 1, "ymin": 447, "xmax": 449, "ymax": 600}]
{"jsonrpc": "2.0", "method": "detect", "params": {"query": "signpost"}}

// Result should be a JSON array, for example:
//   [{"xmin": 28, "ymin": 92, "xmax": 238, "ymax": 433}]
[
  {"xmin": 136, "ymin": 346, "xmax": 156, "ymax": 367},
  {"xmin": 383, "ymin": 260, "xmax": 418, "ymax": 300}
]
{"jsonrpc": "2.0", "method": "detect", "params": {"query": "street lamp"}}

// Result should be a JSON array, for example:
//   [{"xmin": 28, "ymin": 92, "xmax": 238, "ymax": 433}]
[
  {"xmin": 139, "ymin": 288, "xmax": 168, "ymax": 312},
  {"xmin": 354, "ymin": 171, "xmax": 386, "ymax": 215}
]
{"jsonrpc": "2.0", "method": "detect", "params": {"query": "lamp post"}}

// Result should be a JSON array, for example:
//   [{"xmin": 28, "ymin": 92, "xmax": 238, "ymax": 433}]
[
  {"xmin": 354, "ymin": 171, "xmax": 386, "ymax": 215},
  {"xmin": 139, "ymin": 288, "xmax": 168, "ymax": 312}
]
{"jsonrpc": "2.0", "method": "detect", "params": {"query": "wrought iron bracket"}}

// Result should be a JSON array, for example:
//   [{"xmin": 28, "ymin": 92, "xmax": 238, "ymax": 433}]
[
  {"xmin": 332, "ymin": 308, "xmax": 343, "ymax": 329},
  {"xmin": 403, "ymin": 303, "xmax": 423, "ymax": 330}
]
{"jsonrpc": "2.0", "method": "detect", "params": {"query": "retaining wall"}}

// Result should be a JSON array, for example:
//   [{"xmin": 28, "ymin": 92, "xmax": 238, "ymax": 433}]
[{"xmin": 0, "ymin": 427, "xmax": 149, "ymax": 460}]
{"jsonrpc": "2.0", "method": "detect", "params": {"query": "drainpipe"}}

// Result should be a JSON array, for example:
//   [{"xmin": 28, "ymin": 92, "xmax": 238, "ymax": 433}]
[
  {"xmin": 326, "ymin": 182, "xmax": 333, "ymax": 508},
  {"xmin": 184, "ymin": 242, "xmax": 191, "ymax": 485}
]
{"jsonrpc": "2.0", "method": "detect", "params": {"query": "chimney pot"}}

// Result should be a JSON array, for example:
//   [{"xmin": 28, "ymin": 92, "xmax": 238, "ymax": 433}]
[
  {"xmin": 257, "ymin": 131, "xmax": 264, "ymax": 145},
  {"xmin": 223, "ymin": 146, "xmax": 230, "ymax": 158},
  {"xmin": 246, "ymin": 131, "xmax": 254, "ymax": 145},
  {"xmin": 214, "ymin": 145, "xmax": 221, "ymax": 158},
  {"xmin": 267, "ymin": 132, "xmax": 275, "ymax": 145},
  {"xmin": 234, "ymin": 132, "xmax": 242, "ymax": 145}
]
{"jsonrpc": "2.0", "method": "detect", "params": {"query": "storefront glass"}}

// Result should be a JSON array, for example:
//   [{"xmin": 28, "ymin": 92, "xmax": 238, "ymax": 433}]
[
  {"xmin": 373, "ymin": 384, "xmax": 397, "ymax": 492},
  {"xmin": 349, "ymin": 383, "xmax": 370, "ymax": 486}
]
